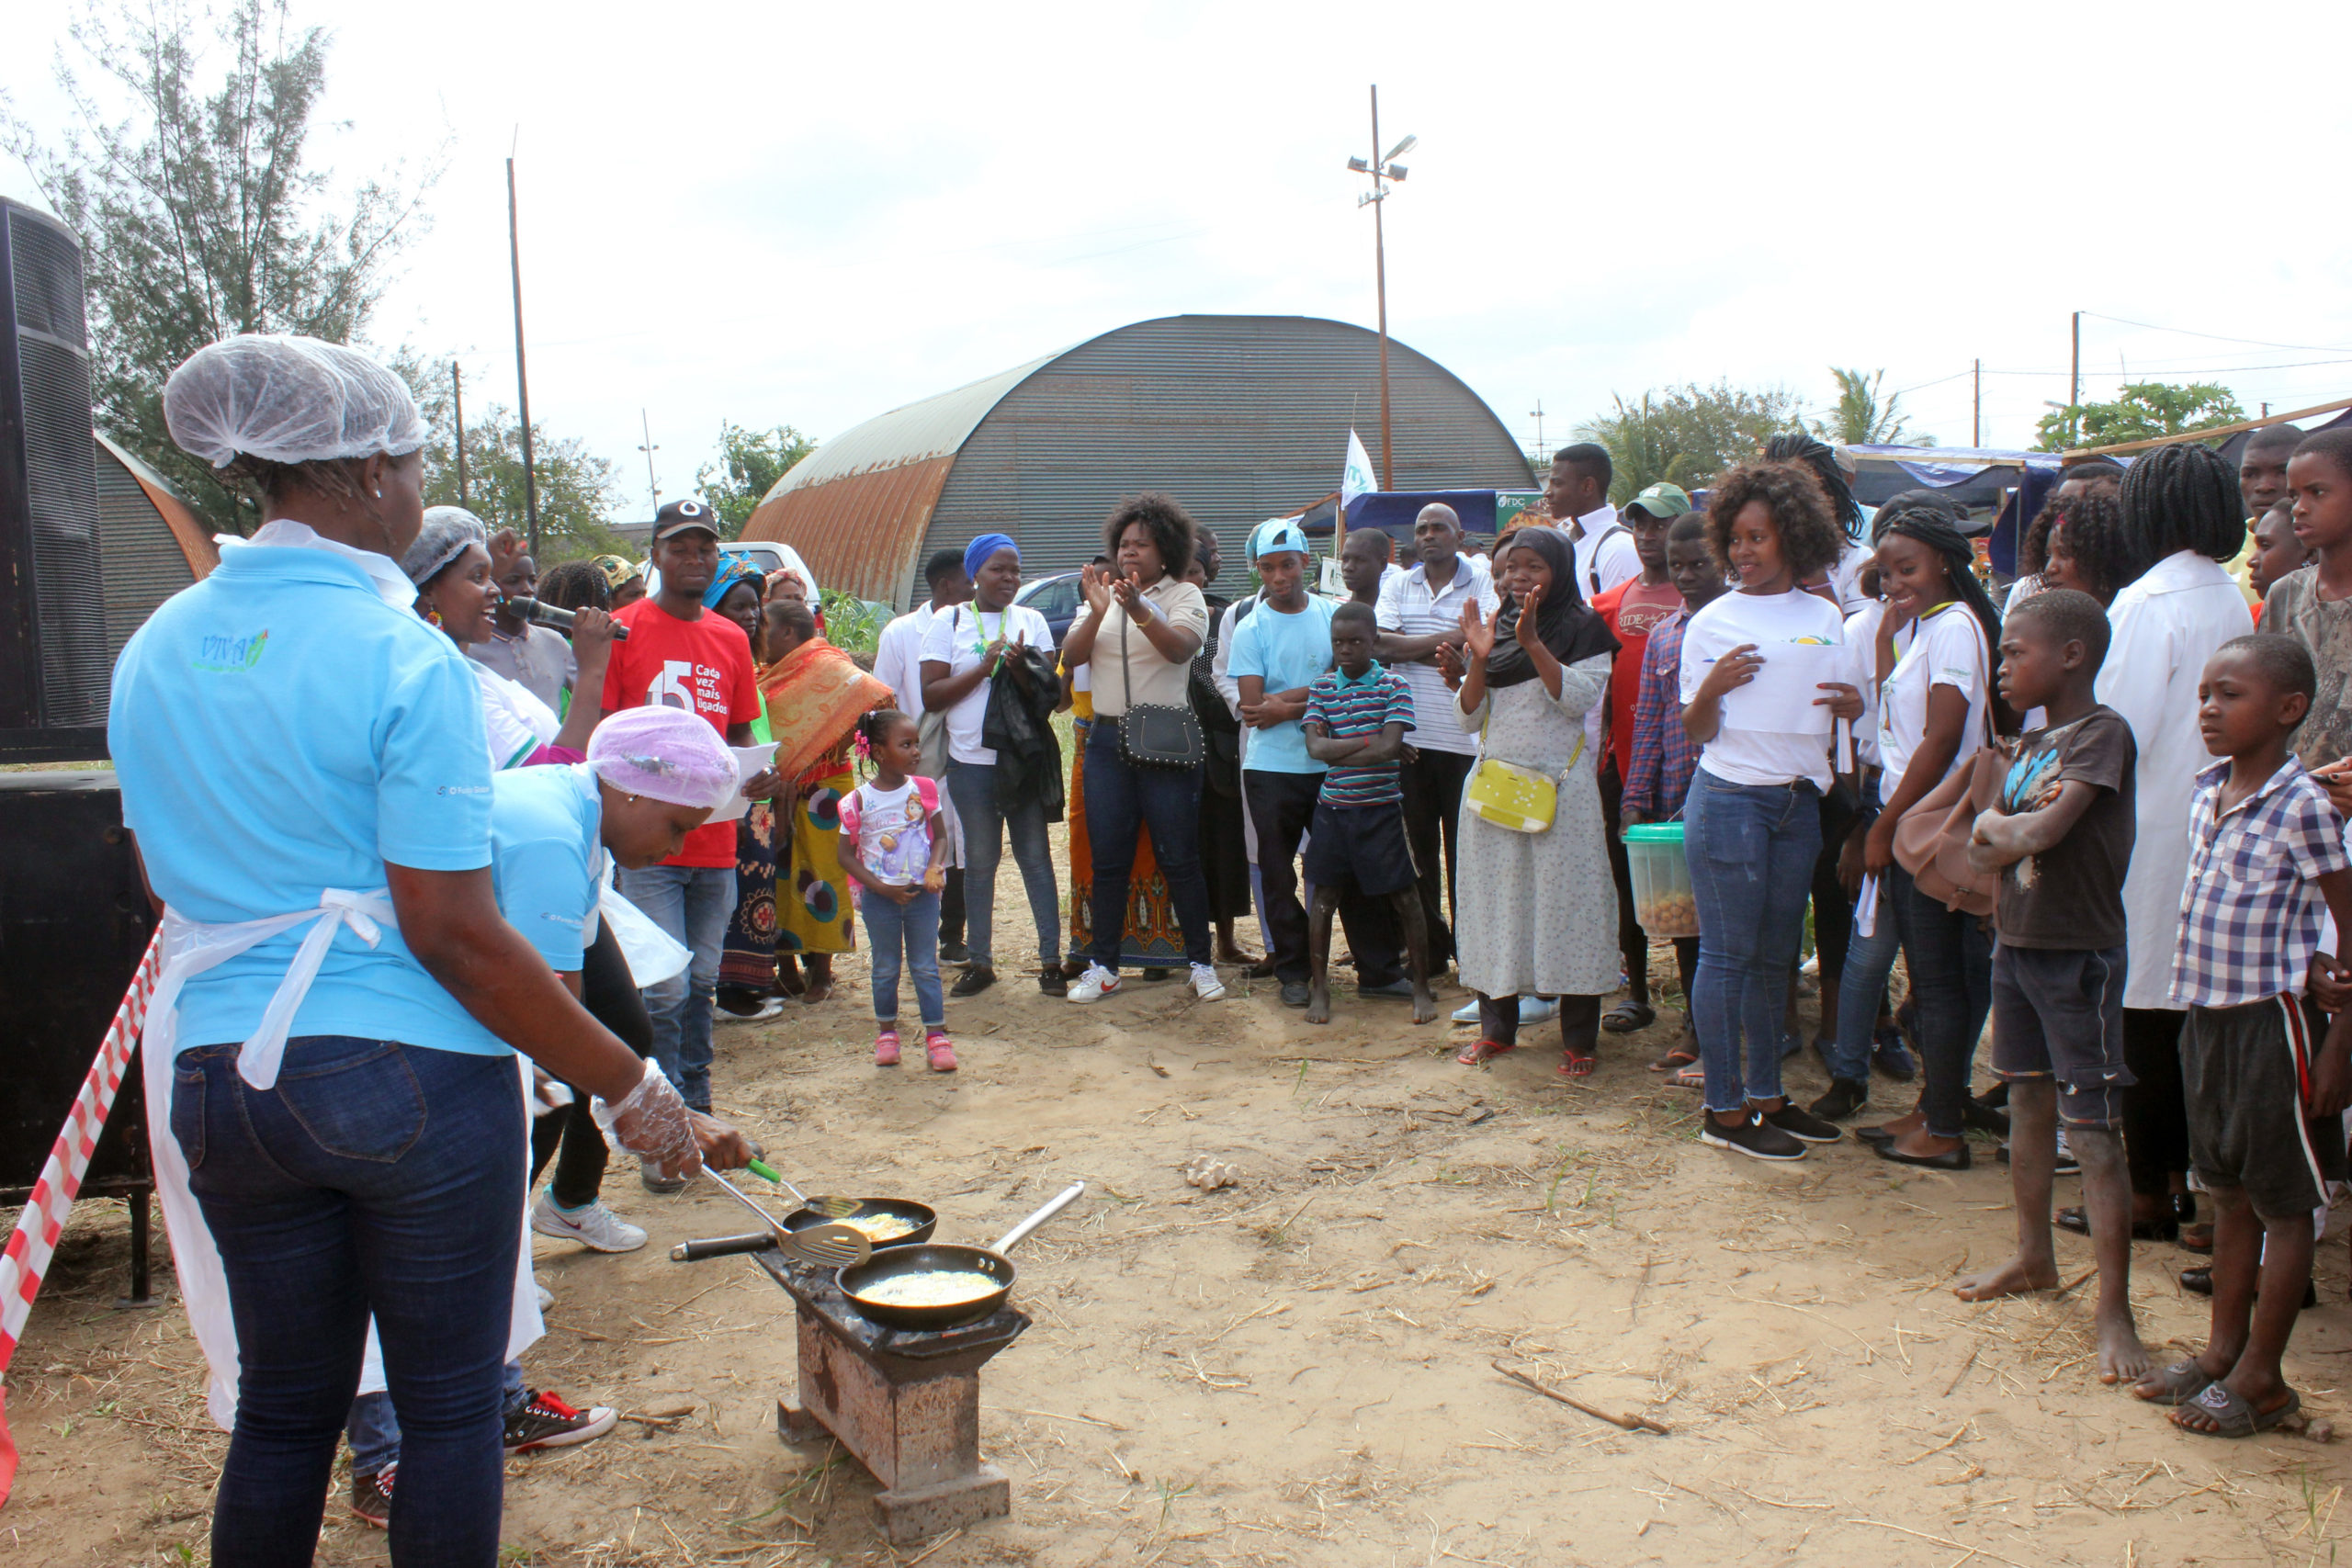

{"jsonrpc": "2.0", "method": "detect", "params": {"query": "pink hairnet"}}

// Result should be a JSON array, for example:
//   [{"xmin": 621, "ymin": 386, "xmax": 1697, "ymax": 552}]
[{"xmin": 586, "ymin": 707, "xmax": 740, "ymax": 812}]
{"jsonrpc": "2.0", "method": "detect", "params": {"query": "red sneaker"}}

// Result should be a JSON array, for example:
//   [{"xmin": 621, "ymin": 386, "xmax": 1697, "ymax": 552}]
[
  {"xmin": 875, "ymin": 1030, "xmax": 901, "ymax": 1067},
  {"xmin": 925, "ymin": 1032, "xmax": 957, "ymax": 1072},
  {"xmin": 503, "ymin": 1388, "xmax": 616, "ymax": 1453}
]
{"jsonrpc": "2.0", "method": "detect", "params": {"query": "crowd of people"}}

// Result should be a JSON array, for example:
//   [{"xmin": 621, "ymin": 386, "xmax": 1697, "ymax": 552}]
[{"xmin": 85, "ymin": 324, "xmax": 2352, "ymax": 1562}]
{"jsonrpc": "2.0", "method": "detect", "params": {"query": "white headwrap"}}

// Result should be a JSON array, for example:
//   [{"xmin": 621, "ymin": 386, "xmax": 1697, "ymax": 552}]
[{"xmin": 163, "ymin": 333, "xmax": 424, "ymax": 469}]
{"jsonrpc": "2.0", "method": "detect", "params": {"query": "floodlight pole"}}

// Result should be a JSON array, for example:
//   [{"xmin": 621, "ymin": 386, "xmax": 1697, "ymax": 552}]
[
  {"xmin": 638, "ymin": 409, "xmax": 661, "ymax": 514},
  {"xmin": 1972, "ymin": 359, "xmax": 1980, "ymax": 448},
  {"xmin": 508, "ymin": 154, "xmax": 540, "ymax": 556},
  {"xmin": 1370, "ymin": 85, "xmax": 1393, "ymax": 491},
  {"xmin": 452, "ymin": 360, "xmax": 469, "ymax": 505},
  {"xmin": 2069, "ymin": 310, "xmax": 2081, "ymax": 447}
]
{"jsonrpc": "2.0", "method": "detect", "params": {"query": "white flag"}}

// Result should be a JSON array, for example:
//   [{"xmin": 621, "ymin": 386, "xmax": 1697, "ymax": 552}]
[{"xmin": 1340, "ymin": 429, "xmax": 1376, "ymax": 507}]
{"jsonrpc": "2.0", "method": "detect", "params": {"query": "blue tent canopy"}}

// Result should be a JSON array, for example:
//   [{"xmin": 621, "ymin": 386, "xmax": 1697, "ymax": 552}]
[{"xmin": 1299, "ymin": 489, "xmax": 1505, "ymax": 540}]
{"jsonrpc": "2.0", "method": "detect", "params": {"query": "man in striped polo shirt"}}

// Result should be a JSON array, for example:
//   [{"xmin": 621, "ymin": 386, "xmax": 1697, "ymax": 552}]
[{"xmin": 1300, "ymin": 601, "xmax": 1436, "ymax": 1025}]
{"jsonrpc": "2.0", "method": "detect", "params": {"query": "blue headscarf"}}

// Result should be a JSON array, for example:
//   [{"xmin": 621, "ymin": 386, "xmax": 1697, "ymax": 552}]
[
  {"xmin": 963, "ymin": 532, "xmax": 1018, "ymax": 581},
  {"xmin": 701, "ymin": 552, "xmax": 761, "ymax": 610}
]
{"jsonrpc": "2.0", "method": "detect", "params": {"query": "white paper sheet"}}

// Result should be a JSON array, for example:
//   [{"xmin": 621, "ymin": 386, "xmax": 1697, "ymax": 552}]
[
  {"xmin": 707, "ymin": 743, "xmax": 782, "ymax": 824},
  {"xmin": 1854, "ymin": 873, "xmax": 1880, "ymax": 939},
  {"xmin": 1718, "ymin": 642, "xmax": 1846, "ymax": 735}
]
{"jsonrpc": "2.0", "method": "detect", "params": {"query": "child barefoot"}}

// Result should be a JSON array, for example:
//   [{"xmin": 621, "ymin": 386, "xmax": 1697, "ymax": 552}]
[
  {"xmin": 2132, "ymin": 636, "xmax": 2352, "ymax": 1435},
  {"xmin": 840, "ymin": 710, "xmax": 956, "ymax": 1072},
  {"xmin": 1300, "ymin": 602, "xmax": 1435, "ymax": 1025},
  {"xmin": 1954, "ymin": 590, "xmax": 2147, "ymax": 1383}
]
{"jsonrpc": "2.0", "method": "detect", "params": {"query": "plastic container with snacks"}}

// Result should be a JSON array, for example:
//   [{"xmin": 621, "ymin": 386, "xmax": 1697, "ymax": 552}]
[{"xmin": 1622, "ymin": 822, "xmax": 1698, "ymax": 938}]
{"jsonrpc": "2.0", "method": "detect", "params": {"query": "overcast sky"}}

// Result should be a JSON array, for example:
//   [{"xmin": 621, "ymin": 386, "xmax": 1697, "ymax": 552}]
[{"xmin": 9, "ymin": 0, "xmax": 2351, "ymax": 517}]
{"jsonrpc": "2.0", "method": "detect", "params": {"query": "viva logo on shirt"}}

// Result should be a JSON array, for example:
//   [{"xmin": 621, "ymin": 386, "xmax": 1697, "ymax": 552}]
[{"xmin": 192, "ymin": 628, "xmax": 269, "ymax": 673}]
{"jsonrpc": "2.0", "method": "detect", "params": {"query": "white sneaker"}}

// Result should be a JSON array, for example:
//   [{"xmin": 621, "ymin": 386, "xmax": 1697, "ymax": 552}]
[
  {"xmin": 1067, "ymin": 964, "xmax": 1122, "ymax": 1002},
  {"xmin": 1450, "ymin": 995, "xmax": 1556, "ymax": 1025},
  {"xmin": 1190, "ymin": 963, "xmax": 1227, "ymax": 1002},
  {"xmin": 531, "ymin": 1192, "xmax": 649, "ymax": 1254},
  {"xmin": 535, "ymin": 1273, "xmax": 553, "ymax": 1313}
]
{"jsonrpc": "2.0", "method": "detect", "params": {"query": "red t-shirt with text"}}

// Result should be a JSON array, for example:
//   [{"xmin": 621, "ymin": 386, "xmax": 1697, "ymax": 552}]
[
  {"xmin": 1591, "ymin": 579, "xmax": 1685, "ymax": 779},
  {"xmin": 601, "ymin": 599, "xmax": 761, "ymax": 867}
]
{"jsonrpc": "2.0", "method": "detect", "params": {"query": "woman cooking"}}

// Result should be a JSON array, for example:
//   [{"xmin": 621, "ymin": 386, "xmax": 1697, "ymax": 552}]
[{"xmin": 107, "ymin": 334, "xmax": 748, "ymax": 1566}]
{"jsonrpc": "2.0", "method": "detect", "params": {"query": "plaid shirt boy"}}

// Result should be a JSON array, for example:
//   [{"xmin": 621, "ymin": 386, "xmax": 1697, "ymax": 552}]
[
  {"xmin": 1623, "ymin": 607, "xmax": 1700, "ymax": 821},
  {"xmin": 2169, "ymin": 758, "xmax": 2351, "ymax": 1008}
]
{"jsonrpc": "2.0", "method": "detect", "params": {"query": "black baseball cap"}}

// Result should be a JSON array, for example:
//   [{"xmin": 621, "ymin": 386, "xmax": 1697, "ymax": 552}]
[{"xmin": 651, "ymin": 498, "xmax": 720, "ymax": 541}]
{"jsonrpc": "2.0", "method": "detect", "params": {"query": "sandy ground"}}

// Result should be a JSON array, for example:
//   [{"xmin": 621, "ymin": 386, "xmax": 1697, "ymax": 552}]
[{"xmin": 10, "ymin": 843, "xmax": 2352, "ymax": 1568}]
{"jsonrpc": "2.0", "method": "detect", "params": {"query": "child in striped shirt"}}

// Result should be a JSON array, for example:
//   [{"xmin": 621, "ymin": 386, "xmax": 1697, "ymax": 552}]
[{"xmin": 1300, "ymin": 602, "xmax": 1435, "ymax": 1024}]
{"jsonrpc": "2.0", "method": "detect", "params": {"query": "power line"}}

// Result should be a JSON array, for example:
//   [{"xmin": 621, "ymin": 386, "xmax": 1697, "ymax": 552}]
[{"xmin": 2080, "ymin": 311, "xmax": 2352, "ymax": 355}]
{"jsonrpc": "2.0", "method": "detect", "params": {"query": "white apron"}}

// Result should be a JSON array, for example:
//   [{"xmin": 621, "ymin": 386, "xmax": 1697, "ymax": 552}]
[{"xmin": 141, "ymin": 889, "xmax": 544, "ymax": 1431}]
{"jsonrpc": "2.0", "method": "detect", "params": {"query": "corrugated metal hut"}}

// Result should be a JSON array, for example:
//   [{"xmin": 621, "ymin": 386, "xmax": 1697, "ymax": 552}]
[
  {"xmin": 94, "ymin": 434, "xmax": 218, "ymax": 662},
  {"xmin": 741, "ymin": 314, "xmax": 1532, "ymax": 607}
]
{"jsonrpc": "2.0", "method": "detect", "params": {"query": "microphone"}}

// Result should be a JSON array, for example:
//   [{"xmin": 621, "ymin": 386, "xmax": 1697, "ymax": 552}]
[{"xmin": 507, "ymin": 596, "xmax": 628, "ymax": 641}]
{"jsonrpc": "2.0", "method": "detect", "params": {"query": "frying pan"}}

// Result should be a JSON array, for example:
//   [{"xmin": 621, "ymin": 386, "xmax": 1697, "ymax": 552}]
[
  {"xmin": 836, "ymin": 1181, "xmax": 1086, "ymax": 1332},
  {"xmin": 785, "ymin": 1197, "xmax": 936, "ymax": 1248}
]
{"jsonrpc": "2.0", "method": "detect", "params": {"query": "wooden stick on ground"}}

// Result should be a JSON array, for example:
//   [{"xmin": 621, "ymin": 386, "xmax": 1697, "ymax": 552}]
[{"xmin": 1490, "ymin": 1359, "xmax": 1670, "ymax": 1436}]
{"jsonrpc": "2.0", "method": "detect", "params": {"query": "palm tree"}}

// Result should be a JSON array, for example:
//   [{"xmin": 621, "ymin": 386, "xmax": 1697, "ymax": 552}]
[
  {"xmin": 1816, "ymin": 367, "xmax": 1930, "ymax": 447},
  {"xmin": 1575, "ymin": 393, "xmax": 1700, "ymax": 503}
]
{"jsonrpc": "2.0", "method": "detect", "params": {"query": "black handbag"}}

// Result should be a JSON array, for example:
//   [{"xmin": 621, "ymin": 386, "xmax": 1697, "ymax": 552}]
[{"xmin": 1114, "ymin": 604, "xmax": 1204, "ymax": 770}]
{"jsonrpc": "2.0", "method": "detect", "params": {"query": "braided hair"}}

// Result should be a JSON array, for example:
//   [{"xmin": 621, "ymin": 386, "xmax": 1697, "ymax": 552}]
[
  {"xmin": 1764, "ymin": 431, "xmax": 1863, "ymax": 541},
  {"xmin": 2118, "ymin": 443, "xmax": 2244, "ymax": 582},
  {"xmin": 537, "ymin": 558, "xmax": 611, "ymax": 613},
  {"xmin": 1871, "ymin": 491, "xmax": 2018, "ymax": 737},
  {"xmin": 2041, "ymin": 488, "xmax": 2132, "ymax": 604}
]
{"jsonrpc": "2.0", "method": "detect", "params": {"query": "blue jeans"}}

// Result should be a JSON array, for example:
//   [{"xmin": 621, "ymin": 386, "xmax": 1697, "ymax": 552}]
[
  {"xmin": 616, "ymin": 863, "xmax": 733, "ymax": 1111},
  {"xmin": 172, "ymin": 1037, "xmax": 524, "ymax": 1568},
  {"xmin": 862, "ymin": 888, "xmax": 945, "ymax": 1028},
  {"xmin": 1082, "ymin": 723, "xmax": 1213, "ymax": 970},
  {"xmin": 947, "ymin": 760, "xmax": 1061, "ymax": 969},
  {"xmin": 1888, "ymin": 862, "xmax": 1995, "ymax": 1137},
  {"xmin": 348, "ymin": 1361, "xmax": 527, "ymax": 1475},
  {"xmin": 1684, "ymin": 774, "xmax": 1821, "ymax": 1114},
  {"xmin": 1825, "ymin": 808, "xmax": 1902, "ymax": 1084}
]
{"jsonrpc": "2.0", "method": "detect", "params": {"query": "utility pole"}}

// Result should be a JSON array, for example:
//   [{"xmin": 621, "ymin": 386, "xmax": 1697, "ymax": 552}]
[
  {"xmin": 638, "ymin": 410, "xmax": 661, "ymax": 515},
  {"xmin": 2069, "ymin": 310, "xmax": 2082, "ymax": 447},
  {"xmin": 1972, "ymin": 359, "xmax": 1980, "ymax": 448},
  {"xmin": 1345, "ymin": 88, "xmax": 1413, "ymax": 491},
  {"xmin": 1530, "ymin": 399, "xmax": 1545, "ymax": 467},
  {"xmin": 507, "ymin": 152, "xmax": 540, "ymax": 556},
  {"xmin": 452, "ymin": 360, "xmax": 469, "ymax": 505}
]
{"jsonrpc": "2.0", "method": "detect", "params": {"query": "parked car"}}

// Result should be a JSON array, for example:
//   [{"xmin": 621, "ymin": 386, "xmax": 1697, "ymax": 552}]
[{"xmin": 1014, "ymin": 570, "xmax": 1085, "ymax": 644}]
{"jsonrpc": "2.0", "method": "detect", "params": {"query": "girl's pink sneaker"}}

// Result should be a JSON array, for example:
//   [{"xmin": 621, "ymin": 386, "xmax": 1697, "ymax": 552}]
[
  {"xmin": 924, "ymin": 1032, "xmax": 957, "ymax": 1073},
  {"xmin": 874, "ymin": 1031, "xmax": 901, "ymax": 1067}
]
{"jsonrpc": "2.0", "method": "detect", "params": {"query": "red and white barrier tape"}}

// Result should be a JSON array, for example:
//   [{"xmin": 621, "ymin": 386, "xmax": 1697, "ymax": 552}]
[{"xmin": 0, "ymin": 930, "xmax": 162, "ymax": 1508}]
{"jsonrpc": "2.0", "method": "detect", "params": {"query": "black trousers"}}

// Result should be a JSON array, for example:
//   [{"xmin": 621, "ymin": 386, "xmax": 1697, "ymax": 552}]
[
  {"xmin": 940, "ymin": 867, "xmax": 967, "ymax": 949},
  {"xmin": 2121, "ymin": 1006, "xmax": 2191, "ymax": 1199},
  {"xmin": 1244, "ymin": 769, "xmax": 1401, "ymax": 985},
  {"xmin": 530, "ymin": 919, "xmax": 655, "ymax": 1209},
  {"xmin": 1598, "ymin": 763, "xmax": 1649, "ymax": 1003},
  {"xmin": 1480, "ymin": 993, "xmax": 1602, "ymax": 1054},
  {"xmin": 1808, "ymin": 784, "xmax": 1861, "ymax": 985},
  {"xmin": 1398, "ymin": 747, "xmax": 1476, "ymax": 966}
]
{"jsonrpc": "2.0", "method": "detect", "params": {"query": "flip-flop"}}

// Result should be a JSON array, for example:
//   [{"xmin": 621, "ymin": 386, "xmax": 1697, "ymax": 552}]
[
  {"xmin": 2172, "ymin": 1382, "xmax": 2299, "ymax": 1438},
  {"xmin": 1558, "ymin": 1052, "xmax": 1596, "ymax": 1078},
  {"xmin": 1601, "ymin": 1000, "xmax": 1655, "ymax": 1034},
  {"xmin": 1457, "ymin": 1039, "xmax": 1515, "ymax": 1066},
  {"xmin": 1669, "ymin": 1061, "xmax": 1705, "ymax": 1089},
  {"xmin": 2133, "ymin": 1359, "xmax": 2215, "ymax": 1406},
  {"xmin": 1648, "ymin": 1043, "xmax": 1699, "ymax": 1073}
]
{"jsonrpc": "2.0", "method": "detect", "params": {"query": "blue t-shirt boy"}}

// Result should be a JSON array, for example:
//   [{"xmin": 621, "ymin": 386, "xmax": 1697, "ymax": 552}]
[{"xmin": 1227, "ymin": 595, "xmax": 1340, "ymax": 774}]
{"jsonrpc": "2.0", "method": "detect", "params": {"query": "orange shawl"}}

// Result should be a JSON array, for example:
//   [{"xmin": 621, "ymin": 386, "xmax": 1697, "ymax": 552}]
[{"xmin": 759, "ymin": 638, "xmax": 896, "ymax": 785}]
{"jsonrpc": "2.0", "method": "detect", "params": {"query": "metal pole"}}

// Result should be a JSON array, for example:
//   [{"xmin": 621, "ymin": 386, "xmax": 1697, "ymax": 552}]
[
  {"xmin": 1372, "ymin": 85, "xmax": 1393, "ymax": 492},
  {"xmin": 2069, "ymin": 311, "xmax": 2081, "ymax": 446},
  {"xmin": 508, "ymin": 155, "xmax": 540, "ymax": 555},
  {"xmin": 452, "ymin": 360, "xmax": 469, "ymax": 506},
  {"xmin": 638, "ymin": 409, "xmax": 661, "ymax": 514},
  {"xmin": 1972, "ymin": 359, "xmax": 1980, "ymax": 448}
]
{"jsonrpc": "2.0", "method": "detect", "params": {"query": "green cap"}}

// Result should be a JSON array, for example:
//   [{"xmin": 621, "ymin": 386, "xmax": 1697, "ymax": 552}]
[{"xmin": 1625, "ymin": 482, "xmax": 1692, "ymax": 520}]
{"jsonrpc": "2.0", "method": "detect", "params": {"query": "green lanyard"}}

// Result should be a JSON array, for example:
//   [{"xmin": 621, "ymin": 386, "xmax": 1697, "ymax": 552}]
[{"xmin": 966, "ymin": 607, "xmax": 1008, "ymax": 675}]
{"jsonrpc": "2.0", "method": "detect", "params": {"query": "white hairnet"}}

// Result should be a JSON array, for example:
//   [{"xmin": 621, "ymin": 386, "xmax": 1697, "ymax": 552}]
[
  {"xmin": 401, "ymin": 505, "xmax": 489, "ymax": 586},
  {"xmin": 163, "ymin": 333, "xmax": 425, "ymax": 469}
]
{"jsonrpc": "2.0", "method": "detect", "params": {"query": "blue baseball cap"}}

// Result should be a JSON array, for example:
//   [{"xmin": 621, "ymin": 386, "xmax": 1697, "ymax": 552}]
[{"xmin": 1252, "ymin": 520, "xmax": 1310, "ymax": 560}]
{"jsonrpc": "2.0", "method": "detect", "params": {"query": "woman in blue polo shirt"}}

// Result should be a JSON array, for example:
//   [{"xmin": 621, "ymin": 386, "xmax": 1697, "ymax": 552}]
[{"xmin": 110, "ymin": 335, "xmax": 738, "ymax": 1566}]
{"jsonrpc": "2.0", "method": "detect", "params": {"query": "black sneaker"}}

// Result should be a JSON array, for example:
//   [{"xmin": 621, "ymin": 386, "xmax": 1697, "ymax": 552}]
[
  {"xmin": 349, "ymin": 1464, "xmax": 394, "ymax": 1528},
  {"xmin": 1699, "ymin": 1111, "xmax": 1806, "ymax": 1162},
  {"xmin": 504, "ymin": 1388, "xmax": 617, "ymax": 1453},
  {"xmin": 939, "ymin": 940, "xmax": 970, "ymax": 965},
  {"xmin": 950, "ymin": 964, "xmax": 996, "ymax": 998},
  {"xmin": 1280, "ymin": 981, "xmax": 1311, "ymax": 1008},
  {"xmin": 1038, "ymin": 966, "xmax": 1067, "ymax": 998},
  {"xmin": 1762, "ymin": 1100, "xmax": 1844, "ymax": 1144},
  {"xmin": 1806, "ymin": 1077, "xmax": 1870, "ymax": 1122}
]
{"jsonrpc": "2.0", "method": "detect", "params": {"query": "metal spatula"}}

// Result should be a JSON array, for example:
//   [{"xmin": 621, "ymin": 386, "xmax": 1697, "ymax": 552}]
[
  {"xmin": 746, "ymin": 1158, "xmax": 861, "ymax": 1219},
  {"xmin": 702, "ymin": 1168, "xmax": 871, "ymax": 1268}
]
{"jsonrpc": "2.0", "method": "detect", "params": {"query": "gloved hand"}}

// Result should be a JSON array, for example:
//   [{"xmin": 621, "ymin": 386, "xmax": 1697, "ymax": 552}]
[{"xmin": 589, "ymin": 1059, "xmax": 702, "ymax": 1181}]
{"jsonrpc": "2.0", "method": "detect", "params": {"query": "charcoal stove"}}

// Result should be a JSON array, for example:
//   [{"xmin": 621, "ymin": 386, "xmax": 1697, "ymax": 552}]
[{"xmin": 677, "ymin": 1236, "xmax": 1029, "ymax": 1544}]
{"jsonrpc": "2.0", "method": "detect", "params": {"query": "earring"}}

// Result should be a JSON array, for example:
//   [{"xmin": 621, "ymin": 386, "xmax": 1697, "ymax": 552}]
[{"xmin": 374, "ymin": 490, "xmax": 383, "ymax": 500}]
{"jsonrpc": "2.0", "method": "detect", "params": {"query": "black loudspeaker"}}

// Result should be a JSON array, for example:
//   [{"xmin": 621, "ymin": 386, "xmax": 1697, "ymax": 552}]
[
  {"xmin": 0, "ymin": 771, "xmax": 156, "ymax": 1302},
  {"xmin": 0, "ymin": 198, "xmax": 108, "ymax": 762}
]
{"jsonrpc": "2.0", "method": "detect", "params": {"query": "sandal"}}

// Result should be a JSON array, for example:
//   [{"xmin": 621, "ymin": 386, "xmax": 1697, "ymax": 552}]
[
  {"xmin": 1456, "ymin": 1039, "xmax": 1515, "ymax": 1066},
  {"xmin": 1601, "ymin": 1000, "xmax": 1655, "ymax": 1034},
  {"xmin": 2054, "ymin": 1205, "xmax": 2177, "ymax": 1243},
  {"xmin": 2133, "ymin": 1359, "xmax": 2215, "ymax": 1405},
  {"xmin": 874, "ymin": 1031, "xmax": 901, "ymax": 1067},
  {"xmin": 2171, "ymin": 1382, "xmax": 2299, "ymax": 1438},
  {"xmin": 1558, "ymin": 1052, "xmax": 1596, "ymax": 1078},
  {"xmin": 1648, "ymin": 1041, "xmax": 1699, "ymax": 1073},
  {"xmin": 925, "ymin": 1032, "xmax": 957, "ymax": 1073},
  {"xmin": 1670, "ymin": 1061, "xmax": 1705, "ymax": 1089}
]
